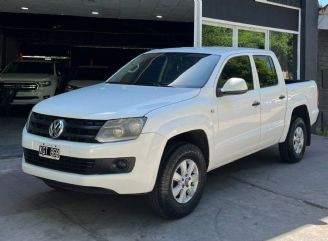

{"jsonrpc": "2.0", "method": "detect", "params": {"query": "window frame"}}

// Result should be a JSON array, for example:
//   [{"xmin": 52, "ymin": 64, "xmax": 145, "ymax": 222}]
[
  {"xmin": 253, "ymin": 55, "xmax": 279, "ymax": 89},
  {"xmin": 215, "ymin": 54, "xmax": 257, "ymax": 95},
  {"xmin": 202, "ymin": 17, "xmax": 301, "ymax": 79}
]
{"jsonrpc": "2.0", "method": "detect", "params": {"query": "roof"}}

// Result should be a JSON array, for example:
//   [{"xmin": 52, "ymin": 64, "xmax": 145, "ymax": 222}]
[{"xmin": 148, "ymin": 47, "xmax": 274, "ymax": 56}]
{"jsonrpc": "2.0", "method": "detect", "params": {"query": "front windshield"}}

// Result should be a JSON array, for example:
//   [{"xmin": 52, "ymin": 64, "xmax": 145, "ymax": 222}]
[
  {"xmin": 3, "ymin": 62, "xmax": 54, "ymax": 75},
  {"xmin": 106, "ymin": 52, "xmax": 221, "ymax": 88}
]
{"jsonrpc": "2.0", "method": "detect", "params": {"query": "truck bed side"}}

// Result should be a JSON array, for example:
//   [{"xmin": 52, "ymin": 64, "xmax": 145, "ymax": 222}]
[{"xmin": 279, "ymin": 80, "xmax": 319, "ymax": 143}]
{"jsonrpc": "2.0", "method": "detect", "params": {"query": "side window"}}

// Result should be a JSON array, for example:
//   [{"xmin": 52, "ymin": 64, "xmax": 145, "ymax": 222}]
[
  {"xmin": 218, "ymin": 56, "xmax": 254, "ymax": 90},
  {"xmin": 254, "ymin": 55, "xmax": 278, "ymax": 88}
]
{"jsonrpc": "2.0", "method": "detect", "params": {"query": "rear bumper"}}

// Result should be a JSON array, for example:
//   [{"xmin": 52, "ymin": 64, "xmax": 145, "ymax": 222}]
[{"xmin": 22, "ymin": 128, "xmax": 167, "ymax": 194}]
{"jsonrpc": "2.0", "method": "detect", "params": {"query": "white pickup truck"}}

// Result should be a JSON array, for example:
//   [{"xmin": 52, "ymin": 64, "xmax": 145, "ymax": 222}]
[
  {"xmin": 22, "ymin": 48, "xmax": 319, "ymax": 219},
  {"xmin": 0, "ymin": 60, "xmax": 63, "ymax": 105}
]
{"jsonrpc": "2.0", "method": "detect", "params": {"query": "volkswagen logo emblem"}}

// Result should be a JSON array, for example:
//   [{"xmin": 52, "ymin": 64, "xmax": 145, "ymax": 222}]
[{"xmin": 49, "ymin": 119, "xmax": 65, "ymax": 139}]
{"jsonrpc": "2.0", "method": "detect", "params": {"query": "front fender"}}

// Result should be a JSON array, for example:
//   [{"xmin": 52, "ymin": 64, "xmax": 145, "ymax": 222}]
[{"xmin": 143, "ymin": 98, "xmax": 216, "ymax": 165}]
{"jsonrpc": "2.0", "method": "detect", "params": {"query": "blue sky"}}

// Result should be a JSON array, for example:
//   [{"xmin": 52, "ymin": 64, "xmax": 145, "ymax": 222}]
[{"xmin": 319, "ymin": 0, "xmax": 328, "ymax": 6}]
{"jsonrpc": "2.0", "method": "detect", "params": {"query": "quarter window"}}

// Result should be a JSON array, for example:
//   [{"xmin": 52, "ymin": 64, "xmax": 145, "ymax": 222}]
[
  {"xmin": 218, "ymin": 56, "xmax": 254, "ymax": 89},
  {"xmin": 254, "ymin": 55, "xmax": 278, "ymax": 88}
]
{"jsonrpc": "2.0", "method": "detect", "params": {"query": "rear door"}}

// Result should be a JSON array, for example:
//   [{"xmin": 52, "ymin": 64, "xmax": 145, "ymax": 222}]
[
  {"xmin": 253, "ymin": 55, "xmax": 287, "ymax": 147},
  {"xmin": 214, "ymin": 55, "xmax": 261, "ymax": 165}
]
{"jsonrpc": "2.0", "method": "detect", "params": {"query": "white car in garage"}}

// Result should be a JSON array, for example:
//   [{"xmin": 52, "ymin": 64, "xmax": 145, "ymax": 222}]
[{"xmin": 0, "ymin": 60, "xmax": 63, "ymax": 105}]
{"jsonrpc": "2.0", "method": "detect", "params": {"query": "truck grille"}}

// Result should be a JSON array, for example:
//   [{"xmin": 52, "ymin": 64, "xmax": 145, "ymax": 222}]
[
  {"xmin": 27, "ymin": 112, "xmax": 106, "ymax": 143},
  {"xmin": 2, "ymin": 82, "xmax": 38, "ymax": 91}
]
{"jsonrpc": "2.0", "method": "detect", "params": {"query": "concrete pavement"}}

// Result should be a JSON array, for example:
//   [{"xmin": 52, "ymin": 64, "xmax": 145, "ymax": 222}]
[{"xmin": 0, "ymin": 117, "xmax": 328, "ymax": 241}]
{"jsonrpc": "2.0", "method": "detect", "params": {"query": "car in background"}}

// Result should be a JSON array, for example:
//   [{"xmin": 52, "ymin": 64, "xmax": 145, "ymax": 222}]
[
  {"xmin": 0, "ymin": 60, "xmax": 64, "ymax": 105},
  {"xmin": 65, "ymin": 66, "xmax": 111, "ymax": 92}
]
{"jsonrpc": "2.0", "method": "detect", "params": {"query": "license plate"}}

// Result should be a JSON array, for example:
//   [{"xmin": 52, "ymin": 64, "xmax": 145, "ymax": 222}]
[{"xmin": 39, "ymin": 144, "xmax": 60, "ymax": 160}]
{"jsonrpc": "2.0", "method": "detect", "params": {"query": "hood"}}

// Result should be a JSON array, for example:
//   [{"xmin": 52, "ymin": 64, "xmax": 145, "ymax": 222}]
[
  {"xmin": 33, "ymin": 83, "xmax": 200, "ymax": 120},
  {"xmin": 0, "ymin": 73, "xmax": 52, "ymax": 82},
  {"xmin": 67, "ymin": 79, "xmax": 104, "ymax": 88}
]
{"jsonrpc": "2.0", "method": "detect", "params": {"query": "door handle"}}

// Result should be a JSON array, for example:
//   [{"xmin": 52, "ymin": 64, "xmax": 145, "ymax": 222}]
[
  {"xmin": 279, "ymin": 95, "xmax": 286, "ymax": 100},
  {"xmin": 252, "ymin": 101, "xmax": 261, "ymax": 107}
]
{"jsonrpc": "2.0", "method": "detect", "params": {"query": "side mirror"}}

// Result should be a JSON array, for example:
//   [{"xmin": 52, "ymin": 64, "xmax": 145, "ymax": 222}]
[{"xmin": 217, "ymin": 78, "xmax": 248, "ymax": 97}]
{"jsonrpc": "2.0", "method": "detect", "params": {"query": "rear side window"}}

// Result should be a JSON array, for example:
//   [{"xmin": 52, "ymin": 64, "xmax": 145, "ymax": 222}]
[
  {"xmin": 254, "ymin": 55, "xmax": 278, "ymax": 88},
  {"xmin": 218, "ymin": 56, "xmax": 254, "ymax": 90}
]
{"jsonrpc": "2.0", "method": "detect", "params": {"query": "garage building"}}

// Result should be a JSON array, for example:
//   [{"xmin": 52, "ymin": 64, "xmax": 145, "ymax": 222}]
[{"xmin": 0, "ymin": 0, "xmax": 319, "ymax": 110}]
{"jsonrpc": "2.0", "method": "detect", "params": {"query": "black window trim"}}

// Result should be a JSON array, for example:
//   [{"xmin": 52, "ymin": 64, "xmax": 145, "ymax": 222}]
[{"xmin": 253, "ymin": 54, "xmax": 279, "ymax": 89}]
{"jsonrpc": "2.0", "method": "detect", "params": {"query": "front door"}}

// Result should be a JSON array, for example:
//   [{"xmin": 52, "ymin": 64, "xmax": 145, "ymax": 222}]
[{"xmin": 214, "ymin": 55, "xmax": 261, "ymax": 166}]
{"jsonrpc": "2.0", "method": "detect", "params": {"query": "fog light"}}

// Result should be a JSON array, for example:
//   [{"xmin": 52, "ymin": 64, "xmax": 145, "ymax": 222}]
[{"xmin": 115, "ymin": 159, "xmax": 128, "ymax": 170}]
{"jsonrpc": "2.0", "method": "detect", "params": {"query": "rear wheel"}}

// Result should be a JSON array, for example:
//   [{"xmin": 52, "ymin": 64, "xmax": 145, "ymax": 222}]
[
  {"xmin": 279, "ymin": 117, "xmax": 307, "ymax": 163},
  {"xmin": 148, "ymin": 143, "xmax": 207, "ymax": 219}
]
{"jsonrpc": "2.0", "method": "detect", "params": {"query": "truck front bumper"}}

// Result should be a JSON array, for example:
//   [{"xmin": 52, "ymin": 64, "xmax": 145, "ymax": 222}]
[
  {"xmin": 22, "ymin": 128, "xmax": 167, "ymax": 194},
  {"xmin": 13, "ymin": 86, "xmax": 55, "ymax": 105}
]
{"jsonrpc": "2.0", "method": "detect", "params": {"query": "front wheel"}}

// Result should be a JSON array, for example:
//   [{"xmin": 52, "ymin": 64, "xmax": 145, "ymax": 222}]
[
  {"xmin": 148, "ymin": 143, "xmax": 207, "ymax": 219},
  {"xmin": 279, "ymin": 117, "xmax": 307, "ymax": 163}
]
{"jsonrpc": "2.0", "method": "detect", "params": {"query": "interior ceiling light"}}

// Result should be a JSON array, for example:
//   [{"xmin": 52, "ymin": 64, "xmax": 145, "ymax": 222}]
[
  {"xmin": 92, "ymin": 11, "xmax": 99, "ymax": 15},
  {"xmin": 156, "ymin": 15, "xmax": 163, "ymax": 19},
  {"xmin": 21, "ymin": 7, "xmax": 29, "ymax": 10}
]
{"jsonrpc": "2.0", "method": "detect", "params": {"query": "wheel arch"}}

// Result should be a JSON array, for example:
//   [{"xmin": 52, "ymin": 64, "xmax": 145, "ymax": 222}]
[
  {"xmin": 163, "ymin": 130, "xmax": 210, "ymax": 169},
  {"xmin": 280, "ymin": 104, "xmax": 311, "ymax": 146}
]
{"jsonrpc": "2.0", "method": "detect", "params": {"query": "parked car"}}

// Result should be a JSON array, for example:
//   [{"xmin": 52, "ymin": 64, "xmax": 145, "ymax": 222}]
[
  {"xmin": 0, "ymin": 60, "xmax": 64, "ymax": 105},
  {"xmin": 65, "ymin": 65, "xmax": 111, "ymax": 91},
  {"xmin": 22, "ymin": 48, "xmax": 319, "ymax": 219}
]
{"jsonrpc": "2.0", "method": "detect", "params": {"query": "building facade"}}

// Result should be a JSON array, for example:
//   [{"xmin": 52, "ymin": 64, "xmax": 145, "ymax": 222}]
[
  {"xmin": 200, "ymin": 0, "xmax": 318, "ymax": 82},
  {"xmin": 318, "ymin": 6, "xmax": 328, "ymax": 130}
]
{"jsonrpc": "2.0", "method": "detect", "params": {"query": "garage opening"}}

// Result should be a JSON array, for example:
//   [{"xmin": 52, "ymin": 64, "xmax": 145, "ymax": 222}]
[
  {"xmin": 0, "ymin": 1, "xmax": 195, "ymax": 68},
  {"xmin": 0, "ymin": 0, "xmax": 195, "ymax": 113}
]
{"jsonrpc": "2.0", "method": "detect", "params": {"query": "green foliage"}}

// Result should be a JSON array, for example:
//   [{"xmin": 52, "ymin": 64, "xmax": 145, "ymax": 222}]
[
  {"xmin": 238, "ymin": 30, "xmax": 265, "ymax": 49},
  {"xmin": 202, "ymin": 25, "xmax": 233, "ymax": 47},
  {"xmin": 202, "ymin": 24, "xmax": 298, "ymax": 80},
  {"xmin": 270, "ymin": 32, "xmax": 297, "ymax": 79}
]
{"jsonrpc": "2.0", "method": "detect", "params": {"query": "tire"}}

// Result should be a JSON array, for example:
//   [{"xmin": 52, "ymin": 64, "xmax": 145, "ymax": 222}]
[
  {"xmin": 279, "ymin": 117, "xmax": 307, "ymax": 164},
  {"xmin": 148, "ymin": 142, "xmax": 207, "ymax": 219}
]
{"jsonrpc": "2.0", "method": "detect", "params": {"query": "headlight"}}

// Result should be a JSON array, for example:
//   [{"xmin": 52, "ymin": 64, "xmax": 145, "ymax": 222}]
[
  {"xmin": 39, "ymin": 81, "xmax": 52, "ymax": 87},
  {"xmin": 95, "ymin": 117, "xmax": 147, "ymax": 143}
]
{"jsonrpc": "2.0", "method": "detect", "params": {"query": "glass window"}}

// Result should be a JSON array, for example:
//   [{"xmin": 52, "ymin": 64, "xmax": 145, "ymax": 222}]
[
  {"xmin": 254, "ymin": 55, "xmax": 278, "ymax": 88},
  {"xmin": 202, "ymin": 24, "xmax": 233, "ymax": 47},
  {"xmin": 218, "ymin": 56, "xmax": 254, "ymax": 89},
  {"xmin": 107, "ymin": 53, "xmax": 221, "ymax": 88},
  {"xmin": 270, "ymin": 31, "xmax": 298, "ymax": 80},
  {"xmin": 238, "ymin": 30, "xmax": 265, "ymax": 49}
]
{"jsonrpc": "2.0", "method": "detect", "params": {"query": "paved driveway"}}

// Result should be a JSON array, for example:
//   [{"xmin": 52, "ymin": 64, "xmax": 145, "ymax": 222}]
[{"xmin": 0, "ymin": 117, "xmax": 328, "ymax": 241}]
